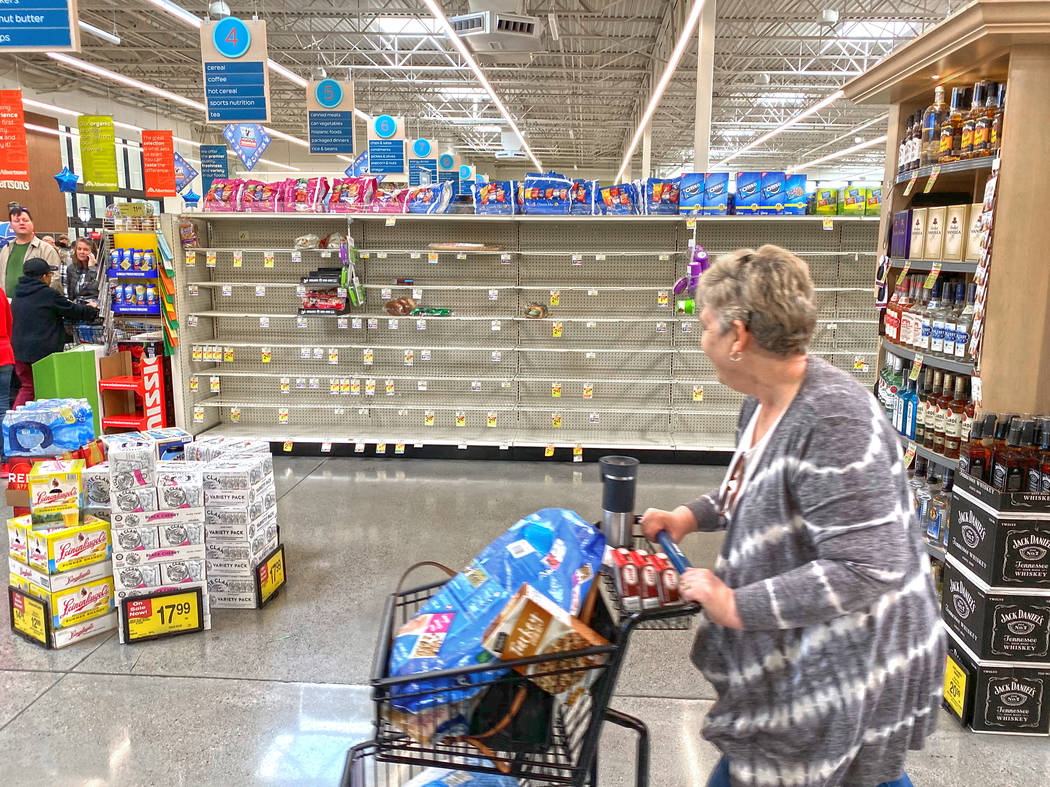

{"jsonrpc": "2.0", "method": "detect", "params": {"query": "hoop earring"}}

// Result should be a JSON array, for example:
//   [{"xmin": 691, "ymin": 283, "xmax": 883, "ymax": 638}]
[{"xmin": 729, "ymin": 352, "xmax": 743, "ymax": 362}]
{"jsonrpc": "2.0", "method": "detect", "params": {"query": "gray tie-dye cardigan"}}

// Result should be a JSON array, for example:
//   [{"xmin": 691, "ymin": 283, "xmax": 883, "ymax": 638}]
[{"xmin": 686, "ymin": 356, "xmax": 945, "ymax": 787}]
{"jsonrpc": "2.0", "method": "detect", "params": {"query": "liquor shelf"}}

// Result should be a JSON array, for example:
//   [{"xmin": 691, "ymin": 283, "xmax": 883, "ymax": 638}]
[
  {"xmin": 893, "ymin": 156, "xmax": 994, "ymax": 185},
  {"xmin": 881, "ymin": 338, "xmax": 974, "ymax": 376},
  {"xmin": 899, "ymin": 433, "xmax": 959, "ymax": 472},
  {"xmin": 887, "ymin": 258, "xmax": 978, "ymax": 273}
]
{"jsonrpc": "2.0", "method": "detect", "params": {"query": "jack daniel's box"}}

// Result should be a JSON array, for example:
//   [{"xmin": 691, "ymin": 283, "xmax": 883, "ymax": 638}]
[
  {"xmin": 946, "ymin": 628, "xmax": 1050, "ymax": 735},
  {"xmin": 942, "ymin": 557, "xmax": 1050, "ymax": 664},
  {"xmin": 954, "ymin": 470, "xmax": 1050, "ymax": 516},
  {"xmin": 948, "ymin": 485, "xmax": 1050, "ymax": 588}
]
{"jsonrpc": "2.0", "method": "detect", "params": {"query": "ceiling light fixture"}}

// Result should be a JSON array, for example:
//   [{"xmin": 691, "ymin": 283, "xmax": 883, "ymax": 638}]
[
  {"xmin": 787, "ymin": 134, "xmax": 887, "ymax": 173},
  {"xmin": 615, "ymin": 0, "xmax": 706, "ymax": 183},
  {"xmin": 422, "ymin": 0, "xmax": 541, "ymax": 170},
  {"xmin": 548, "ymin": 13, "xmax": 560, "ymax": 42},
  {"xmin": 713, "ymin": 89, "xmax": 845, "ymax": 169},
  {"xmin": 78, "ymin": 21, "xmax": 121, "ymax": 45}
]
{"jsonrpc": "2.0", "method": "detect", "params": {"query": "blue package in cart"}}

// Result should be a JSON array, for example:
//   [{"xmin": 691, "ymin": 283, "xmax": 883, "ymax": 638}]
[
  {"xmin": 679, "ymin": 173, "xmax": 705, "ymax": 214},
  {"xmin": 702, "ymin": 173, "xmax": 729, "ymax": 215},
  {"xmin": 570, "ymin": 179, "xmax": 598, "ymax": 215},
  {"xmin": 735, "ymin": 172, "xmax": 762, "ymax": 214},
  {"xmin": 759, "ymin": 172, "xmax": 786, "ymax": 214},
  {"xmin": 643, "ymin": 178, "xmax": 680, "ymax": 215},
  {"xmin": 521, "ymin": 172, "xmax": 573, "ymax": 214},
  {"xmin": 783, "ymin": 174, "xmax": 807, "ymax": 215},
  {"xmin": 597, "ymin": 182, "xmax": 639, "ymax": 215},
  {"xmin": 473, "ymin": 180, "xmax": 517, "ymax": 215},
  {"xmin": 407, "ymin": 182, "xmax": 453, "ymax": 214},
  {"xmin": 387, "ymin": 508, "xmax": 605, "ymax": 723}
]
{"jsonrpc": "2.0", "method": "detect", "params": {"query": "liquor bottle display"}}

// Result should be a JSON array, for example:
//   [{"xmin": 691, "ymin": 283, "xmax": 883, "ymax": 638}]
[
  {"xmin": 921, "ymin": 86, "xmax": 948, "ymax": 166},
  {"xmin": 938, "ymin": 87, "xmax": 965, "ymax": 163}
]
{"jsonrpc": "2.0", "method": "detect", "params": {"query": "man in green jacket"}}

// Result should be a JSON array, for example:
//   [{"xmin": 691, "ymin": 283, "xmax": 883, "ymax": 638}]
[{"xmin": 0, "ymin": 205, "xmax": 65, "ymax": 298}]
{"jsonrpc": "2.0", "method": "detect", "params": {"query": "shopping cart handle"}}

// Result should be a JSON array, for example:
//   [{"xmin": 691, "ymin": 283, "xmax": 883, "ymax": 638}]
[{"xmin": 656, "ymin": 531, "xmax": 691, "ymax": 573}]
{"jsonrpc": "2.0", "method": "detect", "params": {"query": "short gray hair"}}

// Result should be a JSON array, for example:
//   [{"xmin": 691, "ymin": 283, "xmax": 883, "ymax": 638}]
[{"xmin": 696, "ymin": 244, "xmax": 817, "ymax": 356}]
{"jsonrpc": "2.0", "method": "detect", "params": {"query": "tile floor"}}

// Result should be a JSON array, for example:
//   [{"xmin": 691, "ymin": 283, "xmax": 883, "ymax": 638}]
[{"xmin": 1, "ymin": 457, "xmax": 1047, "ymax": 786}]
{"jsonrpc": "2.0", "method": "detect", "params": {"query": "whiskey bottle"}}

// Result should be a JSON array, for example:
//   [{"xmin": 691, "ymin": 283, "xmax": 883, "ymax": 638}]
[
  {"xmin": 931, "ymin": 373, "xmax": 954, "ymax": 455},
  {"xmin": 951, "ymin": 88, "xmax": 973, "ymax": 160},
  {"xmin": 939, "ymin": 88, "xmax": 963, "ymax": 163},
  {"xmin": 922, "ymin": 86, "xmax": 948, "ymax": 167},
  {"xmin": 991, "ymin": 417, "xmax": 1031, "ymax": 492},
  {"xmin": 960, "ymin": 413, "xmax": 995, "ymax": 480},
  {"xmin": 915, "ymin": 367, "xmax": 934, "ymax": 446},
  {"xmin": 959, "ymin": 82, "xmax": 985, "ymax": 160},
  {"xmin": 990, "ymin": 83, "xmax": 1006, "ymax": 154},
  {"xmin": 944, "ymin": 375, "xmax": 968, "ymax": 459},
  {"xmin": 1026, "ymin": 418, "xmax": 1050, "ymax": 492},
  {"xmin": 973, "ymin": 82, "xmax": 998, "ymax": 157}
]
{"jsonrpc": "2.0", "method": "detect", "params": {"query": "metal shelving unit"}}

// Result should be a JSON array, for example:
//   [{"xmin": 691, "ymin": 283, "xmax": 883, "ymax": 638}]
[
  {"xmin": 892, "ymin": 156, "xmax": 994, "ymax": 185},
  {"xmin": 898, "ymin": 433, "xmax": 959, "ymax": 472},
  {"xmin": 880, "ymin": 337, "xmax": 975, "ymax": 376},
  {"xmin": 175, "ymin": 213, "xmax": 878, "ymax": 454},
  {"xmin": 887, "ymin": 257, "xmax": 978, "ymax": 273}
]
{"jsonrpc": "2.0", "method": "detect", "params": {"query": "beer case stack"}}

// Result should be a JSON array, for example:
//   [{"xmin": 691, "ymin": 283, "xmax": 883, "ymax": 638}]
[
  {"xmin": 8, "ymin": 459, "xmax": 118, "ymax": 648},
  {"xmin": 107, "ymin": 437, "xmax": 212, "ymax": 643},
  {"xmin": 940, "ymin": 470, "xmax": 1050, "ymax": 736}
]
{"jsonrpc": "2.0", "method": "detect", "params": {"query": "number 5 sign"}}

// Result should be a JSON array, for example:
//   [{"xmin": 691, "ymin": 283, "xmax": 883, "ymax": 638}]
[{"xmin": 307, "ymin": 79, "xmax": 355, "ymax": 155}]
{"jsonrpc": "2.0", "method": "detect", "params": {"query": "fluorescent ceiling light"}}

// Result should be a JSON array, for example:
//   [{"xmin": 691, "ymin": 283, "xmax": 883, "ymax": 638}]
[
  {"xmin": 474, "ymin": 125, "xmax": 502, "ymax": 134},
  {"xmin": 268, "ymin": 60, "xmax": 307, "ymax": 88},
  {"xmin": 423, "ymin": 0, "xmax": 541, "ymax": 171},
  {"xmin": 788, "ymin": 135, "xmax": 887, "ymax": 173},
  {"xmin": 615, "ymin": 0, "xmax": 706, "ymax": 183},
  {"xmin": 548, "ymin": 13, "xmax": 560, "ymax": 42},
  {"xmin": 375, "ymin": 16, "xmax": 440, "ymax": 35},
  {"xmin": 48, "ymin": 53, "xmax": 207, "ymax": 112},
  {"xmin": 713, "ymin": 89, "xmax": 845, "ymax": 169},
  {"xmin": 78, "ymin": 21, "xmax": 121, "ymax": 45}
]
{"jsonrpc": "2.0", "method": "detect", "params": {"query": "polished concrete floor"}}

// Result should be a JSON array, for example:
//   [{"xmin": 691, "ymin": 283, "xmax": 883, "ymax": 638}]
[{"xmin": 2, "ymin": 457, "xmax": 1047, "ymax": 786}]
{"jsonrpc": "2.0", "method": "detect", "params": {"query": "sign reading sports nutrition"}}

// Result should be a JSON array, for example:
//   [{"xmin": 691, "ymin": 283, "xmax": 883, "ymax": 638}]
[
  {"xmin": 200, "ymin": 17, "xmax": 271, "ymax": 123},
  {"xmin": 306, "ymin": 79, "xmax": 355, "ymax": 155},
  {"xmin": 0, "ymin": 0, "xmax": 81, "ymax": 52}
]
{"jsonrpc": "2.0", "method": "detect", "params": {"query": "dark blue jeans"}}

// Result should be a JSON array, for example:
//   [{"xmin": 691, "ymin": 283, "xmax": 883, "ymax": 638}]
[
  {"xmin": 707, "ymin": 756, "xmax": 914, "ymax": 787},
  {"xmin": 0, "ymin": 363, "xmax": 12, "ymax": 460}
]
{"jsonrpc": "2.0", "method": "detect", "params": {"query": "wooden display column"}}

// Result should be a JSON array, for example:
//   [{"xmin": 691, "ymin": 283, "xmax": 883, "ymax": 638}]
[{"xmin": 980, "ymin": 44, "xmax": 1050, "ymax": 414}]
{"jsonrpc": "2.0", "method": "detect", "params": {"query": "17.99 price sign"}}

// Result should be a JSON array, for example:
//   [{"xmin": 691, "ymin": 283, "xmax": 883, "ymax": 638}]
[{"xmin": 122, "ymin": 588, "xmax": 204, "ymax": 644}]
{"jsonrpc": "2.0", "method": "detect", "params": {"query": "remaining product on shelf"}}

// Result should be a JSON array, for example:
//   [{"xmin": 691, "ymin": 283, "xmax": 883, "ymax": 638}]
[{"xmin": 3, "ymin": 399, "xmax": 95, "ymax": 458}]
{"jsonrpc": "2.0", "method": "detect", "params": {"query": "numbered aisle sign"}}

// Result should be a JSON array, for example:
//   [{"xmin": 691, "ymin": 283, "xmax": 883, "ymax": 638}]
[
  {"xmin": 255, "ymin": 544, "xmax": 287, "ymax": 607},
  {"xmin": 307, "ymin": 79, "xmax": 355, "ymax": 154},
  {"xmin": 121, "ymin": 587, "xmax": 205, "ymax": 644},
  {"xmin": 201, "ymin": 17, "xmax": 271, "ymax": 123},
  {"xmin": 436, "ymin": 151, "xmax": 460, "ymax": 188},
  {"xmin": 408, "ymin": 138, "xmax": 438, "ymax": 185},
  {"xmin": 367, "ymin": 115, "xmax": 406, "ymax": 175},
  {"xmin": 8, "ymin": 587, "xmax": 51, "ymax": 648}
]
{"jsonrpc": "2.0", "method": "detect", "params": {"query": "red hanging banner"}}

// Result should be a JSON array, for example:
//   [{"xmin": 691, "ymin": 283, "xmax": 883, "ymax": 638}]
[
  {"xmin": 0, "ymin": 90, "xmax": 30, "ymax": 188},
  {"xmin": 141, "ymin": 130, "xmax": 176, "ymax": 197}
]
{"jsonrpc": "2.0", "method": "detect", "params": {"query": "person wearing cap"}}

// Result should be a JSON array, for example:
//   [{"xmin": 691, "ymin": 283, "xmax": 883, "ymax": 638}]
[
  {"xmin": 0, "ymin": 206, "xmax": 65, "ymax": 297},
  {"xmin": 10, "ymin": 257, "xmax": 98, "ymax": 408}
]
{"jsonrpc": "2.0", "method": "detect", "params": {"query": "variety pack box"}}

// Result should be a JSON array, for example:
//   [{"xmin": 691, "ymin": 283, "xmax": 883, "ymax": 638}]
[
  {"xmin": 782, "ymin": 175, "xmax": 807, "ymax": 215},
  {"xmin": 110, "ymin": 507, "xmax": 207, "ymax": 530},
  {"xmin": 909, "ymin": 208, "xmax": 928, "ymax": 259},
  {"xmin": 28, "ymin": 517, "xmax": 111, "ymax": 574},
  {"xmin": 759, "ymin": 172, "xmax": 786, "ymax": 215},
  {"xmin": 891, "ymin": 210, "xmax": 912, "ymax": 258},
  {"xmin": 208, "ymin": 576, "xmax": 258, "ymax": 609},
  {"xmin": 34, "ymin": 576, "xmax": 116, "ymax": 630},
  {"xmin": 814, "ymin": 188, "xmax": 838, "ymax": 215},
  {"xmin": 734, "ymin": 172, "xmax": 762, "ymax": 214},
  {"xmin": 865, "ymin": 187, "xmax": 882, "ymax": 216},
  {"xmin": 702, "ymin": 173, "xmax": 729, "ymax": 215},
  {"xmin": 28, "ymin": 459, "xmax": 85, "ymax": 528},
  {"xmin": 10, "ymin": 555, "xmax": 112, "ymax": 595},
  {"xmin": 941, "ymin": 557, "xmax": 1050, "ymax": 664},
  {"xmin": 948, "ymin": 474, "xmax": 1050, "ymax": 588},
  {"xmin": 113, "ymin": 557, "xmax": 206, "ymax": 591},
  {"xmin": 678, "ymin": 173, "xmax": 705, "ymax": 214},
  {"xmin": 839, "ymin": 186, "xmax": 865, "ymax": 216}
]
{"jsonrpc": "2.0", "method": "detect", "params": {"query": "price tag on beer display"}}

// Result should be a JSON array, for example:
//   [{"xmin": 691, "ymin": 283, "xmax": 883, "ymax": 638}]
[
  {"xmin": 943, "ymin": 653, "xmax": 970, "ymax": 721},
  {"xmin": 8, "ymin": 587, "xmax": 51, "ymax": 648},
  {"xmin": 122, "ymin": 588, "xmax": 204, "ymax": 644},
  {"xmin": 909, "ymin": 354, "xmax": 923, "ymax": 380},
  {"xmin": 255, "ymin": 545, "xmax": 287, "ymax": 607},
  {"xmin": 923, "ymin": 166, "xmax": 941, "ymax": 194},
  {"xmin": 924, "ymin": 262, "xmax": 942, "ymax": 289}
]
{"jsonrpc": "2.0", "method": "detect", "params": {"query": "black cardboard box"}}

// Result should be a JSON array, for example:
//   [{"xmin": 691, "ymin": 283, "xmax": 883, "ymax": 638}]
[
  {"xmin": 941, "ymin": 557, "xmax": 1050, "ymax": 664},
  {"xmin": 949, "ymin": 488, "xmax": 1050, "ymax": 587},
  {"xmin": 946, "ymin": 628, "xmax": 1050, "ymax": 736},
  {"xmin": 954, "ymin": 470, "xmax": 1050, "ymax": 514}
]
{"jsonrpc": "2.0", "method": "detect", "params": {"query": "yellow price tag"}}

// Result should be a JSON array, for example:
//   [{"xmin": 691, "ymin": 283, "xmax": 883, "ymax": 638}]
[
  {"xmin": 487, "ymin": 412, "xmax": 498, "ymax": 428},
  {"xmin": 903, "ymin": 173, "xmax": 918, "ymax": 196},
  {"xmin": 895, "ymin": 260, "xmax": 911, "ymax": 287},
  {"xmin": 256, "ymin": 545, "xmax": 286, "ymax": 607},
  {"xmin": 903, "ymin": 443, "xmax": 916, "ymax": 469},
  {"xmin": 943, "ymin": 654, "xmax": 969, "ymax": 720},
  {"xmin": 428, "ymin": 252, "xmax": 439, "ymax": 263},
  {"xmin": 923, "ymin": 166, "xmax": 941, "ymax": 194},
  {"xmin": 223, "ymin": 347, "xmax": 234, "ymax": 362},
  {"xmin": 549, "ymin": 290, "xmax": 560, "ymax": 306},
  {"xmin": 264, "ymin": 251, "xmax": 275, "ymax": 268},
  {"xmin": 283, "ymin": 440, "xmax": 293, "ymax": 452},
  {"xmin": 822, "ymin": 217, "xmax": 834, "ymax": 231},
  {"xmin": 582, "ymin": 384, "xmax": 593, "ymax": 400},
  {"xmin": 229, "ymin": 407, "xmax": 241, "ymax": 423},
  {"xmin": 425, "ymin": 411, "xmax": 435, "ymax": 427},
  {"xmin": 395, "ymin": 442, "xmax": 406, "ymax": 455},
  {"xmin": 189, "ymin": 376, "xmax": 199, "ymax": 393},
  {"xmin": 9, "ymin": 588, "xmax": 49, "ymax": 647},
  {"xmin": 923, "ymin": 262, "xmax": 942, "ymax": 289},
  {"xmin": 693, "ymin": 385, "xmax": 704, "ymax": 402},
  {"xmin": 278, "ymin": 408, "xmax": 289, "ymax": 424},
  {"xmin": 261, "ymin": 347, "xmax": 272, "ymax": 363},
  {"xmin": 544, "ymin": 444, "xmax": 555, "ymax": 457},
  {"xmin": 186, "ymin": 251, "xmax": 196, "ymax": 267},
  {"xmin": 686, "ymin": 218, "xmax": 696, "ymax": 229},
  {"xmin": 551, "ymin": 382, "xmax": 562, "ymax": 398},
  {"xmin": 657, "ymin": 291, "xmax": 669, "ymax": 307},
  {"xmin": 909, "ymin": 354, "xmax": 923, "ymax": 381},
  {"xmin": 206, "ymin": 251, "xmax": 216, "ymax": 268},
  {"xmin": 552, "ymin": 413, "xmax": 562, "ymax": 428},
  {"xmin": 573, "ymin": 444, "xmax": 583, "ymax": 463},
  {"xmin": 193, "ymin": 406, "xmax": 205, "ymax": 424},
  {"xmin": 376, "ymin": 442, "xmax": 387, "ymax": 454},
  {"xmin": 552, "ymin": 322, "xmax": 563, "ymax": 338},
  {"xmin": 455, "ymin": 412, "xmax": 466, "ymax": 427},
  {"xmin": 233, "ymin": 250, "xmax": 243, "ymax": 267},
  {"xmin": 209, "ymin": 376, "xmax": 220, "ymax": 393},
  {"xmin": 386, "ymin": 216, "xmax": 396, "ymax": 226},
  {"xmin": 123, "ymin": 589, "xmax": 204, "ymax": 642}
]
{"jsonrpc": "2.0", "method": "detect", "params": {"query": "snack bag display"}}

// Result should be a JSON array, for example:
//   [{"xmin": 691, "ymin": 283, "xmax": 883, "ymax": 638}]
[
  {"xmin": 368, "ymin": 187, "xmax": 411, "ymax": 214},
  {"xmin": 408, "ymin": 182, "xmax": 454, "ymax": 214},
  {"xmin": 569, "ymin": 179, "xmax": 597, "ymax": 215},
  {"xmin": 643, "ymin": 178, "xmax": 680, "ymax": 215},
  {"xmin": 329, "ymin": 177, "xmax": 377, "ymax": 213},
  {"xmin": 598, "ymin": 182, "xmax": 639, "ymax": 215},
  {"xmin": 240, "ymin": 180, "xmax": 283, "ymax": 213},
  {"xmin": 473, "ymin": 181, "xmax": 516, "ymax": 215},
  {"xmin": 282, "ymin": 177, "xmax": 330, "ymax": 213},
  {"xmin": 521, "ymin": 172, "xmax": 573, "ymax": 214},
  {"xmin": 388, "ymin": 508, "xmax": 605, "ymax": 722},
  {"xmin": 203, "ymin": 179, "xmax": 243, "ymax": 212}
]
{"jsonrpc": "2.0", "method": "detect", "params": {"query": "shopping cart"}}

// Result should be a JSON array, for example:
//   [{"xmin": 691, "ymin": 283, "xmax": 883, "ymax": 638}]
[{"xmin": 343, "ymin": 525, "xmax": 700, "ymax": 787}]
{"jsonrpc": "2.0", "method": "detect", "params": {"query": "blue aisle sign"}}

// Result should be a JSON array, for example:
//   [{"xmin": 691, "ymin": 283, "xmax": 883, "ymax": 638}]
[
  {"xmin": 199, "ymin": 145, "xmax": 228, "ymax": 194},
  {"xmin": 201, "ymin": 17, "xmax": 271, "ymax": 123},
  {"xmin": 408, "ymin": 138, "xmax": 437, "ymax": 186},
  {"xmin": 222, "ymin": 124, "xmax": 271, "ymax": 170},
  {"xmin": 307, "ymin": 79, "xmax": 354, "ymax": 155},
  {"xmin": 458, "ymin": 164, "xmax": 476, "ymax": 197},
  {"xmin": 366, "ymin": 114, "xmax": 405, "ymax": 175},
  {"xmin": 0, "ymin": 0, "xmax": 80, "ymax": 51},
  {"xmin": 173, "ymin": 152, "xmax": 198, "ymax": 193}
]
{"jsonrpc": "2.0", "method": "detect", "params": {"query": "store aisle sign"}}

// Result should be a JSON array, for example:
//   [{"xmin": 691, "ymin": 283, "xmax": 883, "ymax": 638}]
[
  {"xmin": 223, "ymin": 123, "xmax": 271, "ymax": 170},
  {"xmin": 408, "ymin": 138, "xmax": 437, "ymax": 186},
  {"xmin": 367, "ymin": 114, "xmax": 405, "ymax": 175},
  {"xmin": 0, "ymin": 0, "xmax": 80, "ymax": 52},
  {"xmin": 458, "ymin": 164, "xmax": 476, "ymax": 197},
  {"xmin": 199, "ymin": 144, "xmax": 228, "ymax": 193},
  {"xmin": 142, "ymin": 131, "xmax": 177, "ymax": 197},
  {"xmin": 437, "ymin": 151, "xmax": 459, "ymax": 188},
  {"xmin": 0, "ymin": 89, "xmax": 29, "ymax": 187},
  {"xmin": 77, "ymin": 115, "xmax": 118, "ymax": 192},
  {"xmin": 201, "ymin": 17, "xmax": 270, "ymax": 123},
  {"xmin": 307, "ymin": 78, "xmax": 354, "ymax": 155},
  {"xmin": 171, "ymin": 150, "xmax": 197, "ymax": 194}
]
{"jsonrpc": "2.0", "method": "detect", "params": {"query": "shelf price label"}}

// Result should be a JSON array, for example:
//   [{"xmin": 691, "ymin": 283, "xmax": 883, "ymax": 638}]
[
  {"xmin": 545, "ymin": 444, "xmax": 556, "ymax": 457},
  {"xmin": 122, "ymin": 588, "xmax": 204, "ymax": 644},
  {"xmin": 903, "ymin": 442, "xmax": 917, "ymax": 469},
  {"xmin": 321, "ymin": 441, "xmax": 332, "ymax": 453},
  {"xmin": 264, "ymin": 251, "xmax": 275, "ymax": 268},
  {"xmin": 428, "ymin": 252, "xmax": 439, "ymax": 263},
  {"xmin": 923, "ymin": 262, "xmax": 942, "ymax": 290},
  {"xmin": 209, "ymin": 376, "xmax": 221, "ymax": 393},
  {"xmin": 487, "ymin": 412, "xmax": 498, "ymax": 428},
  {"xmin": 657, "ymin": 291, "xmax": 669, "ymax": 307},
  {"xmin": 278, "ymin": 408, "xmax": 289, "ymax": 424},
  {"xmin": 822, "ymin": 217, "xmax": 834, "ymax": 231},
  {"xmin": 283, "ymin": 440, "xmax": 293, "ymax": 452},
  {"xmin": 425, "ymin": 410, "xmax": 435, "ymax": 426},
  {"xmin": 188, "ymin": 284, "xmax": 199, "ymax": 296},
  {"xmin": 291, "ymin": 250, "xmax": 302, "ymax": 263},
  {"xmin": 376, "ymin": 442, "xmax": 387, "ymax": 454},
  {"xmin": 233, "ymin": 250, "xmax": 243, "ymax": 267},
  {"xmin": 693, "ymin": 385, "xmax": 704, "ymax": 402},
  {"xmin": 573, "ymin": 444, "xmax": 584, "ymax": 463},
  {"xmin": 261, "ymin": 347, "xmax": 272, "ymax": 363},
  {"xmin": 189, "ymin": 376, "xmax": 199, "ymax": 392},
  {"xmin": 549, "ymin": 289, "xmax": 560, "ymax": 306},
  {"xmin": 221, "ymin": 284, "xmax": 232, "ymax": 297},
  {"xmin": 8, "ymin": 588, "xmax": 50, "ymax": 648},
  {"xmin": 186, "ymin": 252, "xmax": 196, "ymax": 267},
  {"xmin": 895, "ymin": 260, "xmax": 911, "ymax": 287},
  {"xmin": 571, "ymin": 253, "xmax": 582, "ymax": 266},
  {"xmin": 229, "ymin": 407, "xmax": 241, "ymax": 423},
  {"xmin": 206, "ymin": 251, "xmax": 217, "ymax": 268},
  {"xmin": 501, "ymin": 253, "xmax": 512, "ymax": 264},
  {"xmin": 903, "ymin": 173, "xmax": 919, "ymax": 196},
  {"xmin": 395, "ymin": 442, "xmax": 406, "ymax": 455},
  {"xmin": 551, "ymin": 413, "xmax": 563, "ymax": 428},
  {"xmin": 455, "ymin": 411, "xmax": 466, "ymax": 427},
  {"xmin": 583, "ymin": 383, "xmax": 593, "ymax": 400},
  {"xmin": 551, "ymin": 382, "xmax": 562, "ymax": 398},
  {"xmin": 923, "ymin": 166, "xmax": 941, "ymax": 194},
  {"xmin": 255, "ymin": 545, "xmax": 287, "ymax": 607},
  {"xmin": 552, "ymin": 322, "xmax": 563, "ymax": 338},
  {"xmin": 943, "ymin": 653, "xmax": 970, "ymax": 721},
  {"xmin": 259, "ymin": 316, "xmax": 270, "ymax": 328},
  {"xmin": 909, "ymin": 354, "xmax": 923, "ymax": 381},
  {"xmin": 685, "ymin": 218, "xmax": 696, "ymax": 230},
  {"xmin": 256, "ymin": 285, "xmax": 266, "ymax": 297},
  {"xmin": 193, "ymin": 406, "xmax": 205, "ymax": 424}
]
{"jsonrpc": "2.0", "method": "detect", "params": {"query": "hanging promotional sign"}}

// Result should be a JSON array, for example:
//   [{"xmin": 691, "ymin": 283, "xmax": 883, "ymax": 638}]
[
  {"xmin": 345, "ymin": 150, "xmax": 368, "ymax": 178},
  {"xmin": 77, "ymin": 115, "xmax": 118, "ymax": 192},
  {"xmin": 0, "ymin": 90, "xmax": 30, "ymax": 188},
  {"xmin": 141, "ymin": 130, "xmax": 177, "ymax": 197},
  {"xmin": 222, "ymin": 124, "xmax": 271, "ymax": 170},
  {"xmin": 367, "ymin": 115, "xmax": 406, "ymax": 175},
  {"xmin": 307, "ymin": 79, "xmax": 354, "ymax": 155},
  {"xmin": 201, "ymin": 17, "xmax": 271, "ymax": 123},
  {"xmin": 171, "ymin": 150, "xmax": 197, "ymax": 194},
  {"xmin": 437, "ymin": 151, "xmax": 460, "ymax": 188},
  {"xmin": 408, "ymin": 138, "xmax": 437, "ymax": 186},
  {"xmin": 199, "ymin": 144, "xmax": 228, "ymax": 194},
  {"xmin": 0, "ymin": 0, "xmax": 80, "ymax": 52}
]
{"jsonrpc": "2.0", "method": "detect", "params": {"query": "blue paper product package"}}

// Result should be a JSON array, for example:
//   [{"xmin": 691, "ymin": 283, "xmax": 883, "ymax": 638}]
[
  {"xmin": 3, "ymin": 399, "xmax": 94, "ymax": 457},
  {"xmin": 734, "ymin": 172, "xmax": 763, "ymax": 214},
  {"xmin": 570, "ymin": 179, "xmax": 598, "ymax": 215},
  {"xmin": 388, "ymin": 508, "xmax": 605, "ymax": 718},
  {"xmin": 642, "ymin": 178, "xmax": 680, "ymax": 215},
  {"xmin": 759, "ymin": 172, "xmax": 786, "ymax": 214},
  {"xmin": 702, "ymin": 173, "xmax": 729, "ymax": 215},
  {"xmin": 473, "ymin": 181, "xmax": 517, "ymax": 215},
  {"xmin": 679, "ymin": 173, "xmax": 705, "ymax": 214},
  {"xmin": 407, "ymin": 182, "xmax": 453, "ymax": 214},
  {"xmin": 783, "ymin": 174, "xmax": 807, "ymax": 215},
  {"xmin": 403, "ymin": 765, "xmax": 518, "ymax": 787},
  {"xmin": 597, "ymin": 182, "xmax": 639, "ymax": 215},
  {"xmin": 521, "ymin": 172, "xmax": 573, "ymax": 214}
]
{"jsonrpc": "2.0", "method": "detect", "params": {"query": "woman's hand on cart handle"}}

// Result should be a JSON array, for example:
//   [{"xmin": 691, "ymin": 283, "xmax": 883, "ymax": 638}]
[
  {"xmin": 679, "ymin": 569, "xmax": 743, "ymax": 629},
  {"xmin": 641, "ymin": 506, "xmax": 697, "ymax": 544}
]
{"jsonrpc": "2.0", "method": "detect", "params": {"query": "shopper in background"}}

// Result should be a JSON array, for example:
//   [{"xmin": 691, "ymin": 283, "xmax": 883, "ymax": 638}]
[
  {"xmin": 10, "ymin": 258, "xmax": 98, "ymax": 408},
  {"xmin": 642, "ymin": 245, "xmax": 943, "ymax": 787},
  {"xmin": 0, "ymin": 283, "xmax": 13, "ymax": 476},
  {"xmin": 64, "ymin": 238, "xmax": 100, "ymax": 304},
  {"xmin": 0, "ymin": 206, "xmax": 65, "ymax": 297}
]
